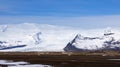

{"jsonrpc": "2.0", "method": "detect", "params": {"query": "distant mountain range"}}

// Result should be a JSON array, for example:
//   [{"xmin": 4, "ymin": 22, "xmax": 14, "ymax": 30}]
[{"xmin": 0, "ymin": 23, "xmax": 120, "ymax": 52}]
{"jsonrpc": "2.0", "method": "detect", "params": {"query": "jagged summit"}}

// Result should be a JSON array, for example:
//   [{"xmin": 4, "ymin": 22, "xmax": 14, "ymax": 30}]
[
  {"xmin": 64, "ymin": 29, "xmax": 120, "ymax": 52},
  {"xmin": 104, "ymin": 28, "xmax": 114, "ymax": 36}
]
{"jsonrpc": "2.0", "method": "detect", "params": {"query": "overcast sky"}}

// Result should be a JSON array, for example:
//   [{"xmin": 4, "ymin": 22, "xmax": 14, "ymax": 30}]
[{"xmin": 0, "ymin": 0, "xmax": 120, "ymax": 29}]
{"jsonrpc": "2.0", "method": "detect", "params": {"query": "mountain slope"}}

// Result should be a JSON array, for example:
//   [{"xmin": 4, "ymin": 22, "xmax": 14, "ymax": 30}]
[
  {"xmin": 0, "ymin": 23, "xmax": 78, "ymax": 51},
  {"xmin": 1, "ymin": 23, "xmax": 120, "ymax": 52},
  {"xmin": 64, "ymin": 29, "xmax": 120, "ymax": 51}
]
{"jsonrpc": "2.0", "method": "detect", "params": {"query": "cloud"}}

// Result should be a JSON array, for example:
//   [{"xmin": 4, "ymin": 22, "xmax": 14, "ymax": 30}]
[{"xmin": 0, "ymin": 15, "xmax": 120, "ymax": 29}]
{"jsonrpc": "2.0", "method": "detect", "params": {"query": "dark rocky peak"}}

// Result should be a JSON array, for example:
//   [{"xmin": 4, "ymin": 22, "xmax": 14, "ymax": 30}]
[
  {"xmin": 33, "ymin": 32, "xmax": 42, "ymax": 45},
  {"xmin": 104, "ymin": 28, "xmax": 114, "ymax": 36}
]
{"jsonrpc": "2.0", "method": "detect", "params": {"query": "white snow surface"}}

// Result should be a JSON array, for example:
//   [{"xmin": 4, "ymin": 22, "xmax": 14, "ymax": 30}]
[
  {"xmin": 70, "ymin": 28, "xmax": 120, "ymax": 50},
  {"xmin": 0, "ymin": 60, "xmax": 51, "ymax": 67},
  {"xmin": 0, "ymin": 23, "xmax": 79, "ymax": 51},
  {"xmin": 9, "ymin": 64, "xmax": 51, "ymax": 67},
  {"xmin": 0, "ymin": 60, "xmax": 28, "ymax": 65},
  {"xmin": 0, "ymin": 23, "xmax": 120, "ymax": 51}
]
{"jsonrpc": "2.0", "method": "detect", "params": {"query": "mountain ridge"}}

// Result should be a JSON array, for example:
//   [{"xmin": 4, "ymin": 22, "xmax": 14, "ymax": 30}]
[{"xmin": 0, "ymin": 23, "xmax": 120, "ymax": 52}]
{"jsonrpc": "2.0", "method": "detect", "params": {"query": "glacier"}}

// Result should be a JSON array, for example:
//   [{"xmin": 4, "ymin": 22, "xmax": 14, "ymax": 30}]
[{"xmin": 0, "ymin": 23, "xmax": 120, "ymax": 52}]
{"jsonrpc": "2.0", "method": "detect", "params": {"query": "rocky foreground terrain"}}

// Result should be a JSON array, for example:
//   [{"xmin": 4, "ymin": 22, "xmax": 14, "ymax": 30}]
[{"xmin": 0, "ymin": 52, "xmax": 120, "ymax": 67}]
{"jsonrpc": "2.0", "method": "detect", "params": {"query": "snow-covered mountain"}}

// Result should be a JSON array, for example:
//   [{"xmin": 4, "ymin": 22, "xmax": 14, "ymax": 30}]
[
  {"xmin": 0, "ymin": 23, "xmax": 79, "ymax": 52},
  {"xmin": 0, "ymin": 23, "xmax": 120, "ymax": 52},
  {"xmin": 64, "ymin": 29, "xmax": 120, "ymax": 51}
]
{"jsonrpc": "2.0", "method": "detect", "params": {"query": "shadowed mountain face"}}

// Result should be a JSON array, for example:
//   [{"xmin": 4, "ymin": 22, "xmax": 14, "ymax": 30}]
[
  {"xmin": 64, "ymin": 35, "xmax": 86, "ymax": 52},
  {"xmin": 64, "ymin": 30, "xmax": 120, "ymax": 52}
]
